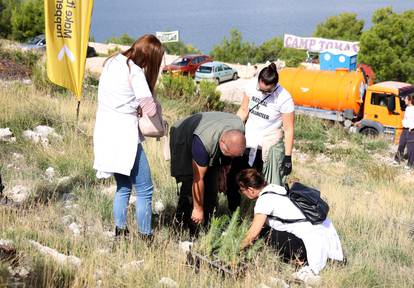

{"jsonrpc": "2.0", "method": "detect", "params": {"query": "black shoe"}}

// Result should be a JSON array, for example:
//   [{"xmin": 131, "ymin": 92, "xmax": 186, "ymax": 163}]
[{"xmin": 115, "ymin": 226, "xmax": 130, "ymax": 238}]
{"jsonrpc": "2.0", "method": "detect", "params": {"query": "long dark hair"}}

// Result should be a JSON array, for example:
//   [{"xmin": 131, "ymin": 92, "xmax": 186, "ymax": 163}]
[
  {"xmin": 105, "ymin": 34, "xmax": 164, "ymax": 93},
  {"xmin": 258, "ymin": 62, "xmax": 279, "ymax": 85},
  {"xmin": 236, "ymin": 169, "xmax": 266, "ymax": 191}
]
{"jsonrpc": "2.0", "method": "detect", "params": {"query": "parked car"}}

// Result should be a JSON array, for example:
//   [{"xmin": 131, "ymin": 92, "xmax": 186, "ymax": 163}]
[
  {"xmin": 20, "ymin": 34, "xmax": 97, "ymax": 58},
  {"xmin": 162, "ymin": 54, "xmax": 212, "ymax": 77},
  {"xmin": 20, "ymin": 34, "xmax": 46, "ymax": 51},
  {"xmin": 86, "ymin": 45, "xmax": 97, "ymax": 58},
  {"xmin": 195, "ymin": 61, "xmax": 238, "ymax": 85}
]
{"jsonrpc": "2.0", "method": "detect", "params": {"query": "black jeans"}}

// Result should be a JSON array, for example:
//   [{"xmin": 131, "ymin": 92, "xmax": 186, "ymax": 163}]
[
  {"xmin": 226, "ymin": 149, "xmax": 263, "ymax": 212},
  {"xmin": 407, "ymin": 130, "xmax": 414, "ymax": 167},
  {"xmin": 397, "ymin": 129, "xmax": 414, "ymax": 166},
  {"xmin": 174, "ymin": 166, "xmax": 219, "ymax": 236},
  {"xmin": 260, "ymin": 226, "xmax": 308, "ymax": 263}
]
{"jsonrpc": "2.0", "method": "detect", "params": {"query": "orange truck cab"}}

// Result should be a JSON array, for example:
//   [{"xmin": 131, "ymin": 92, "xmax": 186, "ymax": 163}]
[
  {"xmin": 279, "ymin": 67, "xmax": 414, "ymax": 140},
  {"xmin": 360, "ymin": 81, "xmax": 414, "ymax": 138}
]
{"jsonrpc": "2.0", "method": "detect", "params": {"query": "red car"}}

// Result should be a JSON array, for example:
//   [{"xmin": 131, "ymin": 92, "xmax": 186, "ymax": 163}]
[{"xmin": 162, "ymin": 54, "xmax": 212, "ymax": 77}]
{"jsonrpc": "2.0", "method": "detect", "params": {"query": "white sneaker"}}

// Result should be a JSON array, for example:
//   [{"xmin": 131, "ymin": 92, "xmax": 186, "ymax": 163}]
[{"xmin": 292, "ymin": 266, "xmax": 321, "ymax": 286}]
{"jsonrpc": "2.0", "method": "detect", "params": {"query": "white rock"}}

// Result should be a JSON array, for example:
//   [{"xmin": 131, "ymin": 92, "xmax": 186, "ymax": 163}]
[
  {"xmin": 22, "ymin": 79, "xmax": 32, "ymax": 85},
  {"xmin": 0, "ymin": 128, "xmax": 13, "ymax": 140},
  {"xmin": 269, "ymin": 276, "xmax": 290, "ymax": 288},
  {"xmin": 57, "ymin": 176, "xmax": 72, "ymax": 186},
  {"xmin": 34, "ymin": 125, "xmax": 56, "ymax": 139},
  {"xmin": 61, "ymin": 215, "xmax": 74, "ymax": 225},
  {"xmin": 154, "ymin": 200, "xmax": 165, "ymax": 214},
  {"xmin": 12, "ymin": 153, "xmax": 24, "ymax": 160},
  {"xmin": 68, "ymin": 222, "xmax": 81, "ymax": 236},
  {"xmin": 257, "ymin": 284, "xmax": 271, "ymax": 288},
  {"xmin": 178, "ymin": 241, "xmax": 193, "ymax": 253},
  {"xmin": 22, "ymin": 130, "xmax": 41, "ymax": 143},
  {"xmin": 159, "ymin": 277, "xmax": 178, "ymax": 288},
  {"xmin": 291, "ymin": 266, "xmax": 321, "ymax": 286},
  {"xmin": 30, "ymin": 240, "xmax": 81, "ymax": 267},
  {"xmin": 122, "ymin": 260, "xmax": 144, "ymax": 271},
  {"xmin": 0, "ymin": 239, "xmax": 14, "ymax": 246},
  {"xmin": 8, "ymin": 266, "xmax": 30, "ymax": 278},
  {"xmin": 40, "ymin": 137, "xmax": 49, "ymax": 147},
  {"xmin": 45, "ymin": 167, "xmax": 55, "ymax": 180},
  {"xmin": 5, "ymin": 185, "xmax": 30, "ymax": 203}
]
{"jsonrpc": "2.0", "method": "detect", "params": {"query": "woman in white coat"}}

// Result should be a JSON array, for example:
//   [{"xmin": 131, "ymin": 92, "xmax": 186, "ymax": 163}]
[
  {"xmin": 93, "ymin": 34, "xmax": 164, "ymax": 238},
  {"xmin": 237, "ymin": 169, "xmax": 344, "ymax": 282}
]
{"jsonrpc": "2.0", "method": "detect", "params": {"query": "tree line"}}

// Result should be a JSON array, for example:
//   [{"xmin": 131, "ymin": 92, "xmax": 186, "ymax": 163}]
[{"xmin": 0, "ymin": 1, "xmax": 413, "ymax": 83}]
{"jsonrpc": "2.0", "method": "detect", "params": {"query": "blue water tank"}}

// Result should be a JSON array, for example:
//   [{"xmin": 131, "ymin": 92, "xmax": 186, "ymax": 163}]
[{"xmin": 320, "ymin": 49, "xmax": 357, "ymax": 71}]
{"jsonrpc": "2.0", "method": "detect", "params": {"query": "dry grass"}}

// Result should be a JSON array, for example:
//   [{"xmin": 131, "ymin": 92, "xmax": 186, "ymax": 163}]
[{"xmin": 1, "ymin": 77, "xmax": 414, "ymax": 287}]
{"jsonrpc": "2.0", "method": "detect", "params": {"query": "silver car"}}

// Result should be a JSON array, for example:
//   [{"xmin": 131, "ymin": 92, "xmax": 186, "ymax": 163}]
[
  {"xmin": 195, "ymin": 61, "xmax": 238, "ymax": 85},
  {"xmin": 20, "ymin": 34, "xmax": 46, "ymax": 51}
]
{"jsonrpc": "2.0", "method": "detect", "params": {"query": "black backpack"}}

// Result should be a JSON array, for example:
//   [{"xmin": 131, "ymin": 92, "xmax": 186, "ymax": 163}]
[{"xmin": 261, "ymin": 182, "xmax": 329, "ymax": 225}]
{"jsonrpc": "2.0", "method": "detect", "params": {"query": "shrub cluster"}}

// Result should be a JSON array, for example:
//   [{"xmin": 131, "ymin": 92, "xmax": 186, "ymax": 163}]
[{"xmin": 157, "ymin": 74, "xmax": 225, "ymax": 114}]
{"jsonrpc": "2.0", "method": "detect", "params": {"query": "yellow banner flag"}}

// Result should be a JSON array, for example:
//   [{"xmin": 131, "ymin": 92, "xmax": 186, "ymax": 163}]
[{"xmin": 44, "ymin": 0, "xmax": 94, "ymax": 100}]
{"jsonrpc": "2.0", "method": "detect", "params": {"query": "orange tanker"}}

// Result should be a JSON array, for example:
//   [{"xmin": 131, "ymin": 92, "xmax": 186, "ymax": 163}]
[{"xmin": 279, "ymin": 67, "xmax": 414, "ymax": 139}]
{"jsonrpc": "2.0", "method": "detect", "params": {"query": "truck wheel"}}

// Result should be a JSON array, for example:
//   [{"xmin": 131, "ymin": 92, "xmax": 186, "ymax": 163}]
[{"xmin": 360, "ymin": 127, "xmax": 379, "ymax": 137}]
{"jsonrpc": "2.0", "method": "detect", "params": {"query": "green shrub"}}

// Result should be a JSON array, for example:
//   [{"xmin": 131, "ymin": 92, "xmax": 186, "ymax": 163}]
[
  {"xmin": 106, "ymin": 33, "xmax": 135, "ymax": 45},
  {"xmin": 0, "ymin": 0, "xmax": 21, "ymax": 38},
  {"xmin": 198, "ymin": 80, "xmax": 224, "ymax": 111},
  {"xmin": 195, "ymin": 209, "xmax": 264, "ymax": 268},
  {"xmin": 10, "ymin": 0, "xmax": 44, "ymax": 41},
  {"xmin": 294, "ymin": 115, "xmax": 328, "ymax": 144},
  {"xmin": 159, "ymin": 74, "xmax": 196, "ymax": 100},
  {"xmin": 163, "ymin": 41, "xmax": 201, "ymax": 55},
  {"xmin": 0, "ymin": 45, "xmax": 40, "ymax": 69}
]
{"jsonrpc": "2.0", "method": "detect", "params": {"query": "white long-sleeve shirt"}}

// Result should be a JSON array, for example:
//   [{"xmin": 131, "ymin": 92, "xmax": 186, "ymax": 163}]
[
  {"xmin": 93, "ymin": 54, "xmax": 155, "ymax": 177},
  {"xmin": 402, "ymin": 106, "xmax": 414, "ymax": 129}
]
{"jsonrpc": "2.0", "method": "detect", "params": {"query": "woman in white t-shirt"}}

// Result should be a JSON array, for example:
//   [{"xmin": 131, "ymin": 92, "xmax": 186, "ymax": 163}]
[
  {"xmin": 226, "ymin": 63, "xmax": 295, "ymax": 212},
  {"xmin": 237, "ymin": 169, "xmax": 344, "ymax": 279},
  {"xmin": 93, "ymin": 35, "xmax": 164, "ymax": 239}
]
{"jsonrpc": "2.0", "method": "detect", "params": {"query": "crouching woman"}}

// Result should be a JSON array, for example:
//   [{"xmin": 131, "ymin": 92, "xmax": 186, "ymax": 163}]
[{"xmin": 237, "ymin": 169, "xmax": 344, "ymax": 278}]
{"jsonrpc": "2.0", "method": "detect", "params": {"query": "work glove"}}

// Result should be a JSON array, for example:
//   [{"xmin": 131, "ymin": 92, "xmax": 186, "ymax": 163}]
[{"xmin": 282, "ymin": 155, "xmax": 292, "ymax": 176}]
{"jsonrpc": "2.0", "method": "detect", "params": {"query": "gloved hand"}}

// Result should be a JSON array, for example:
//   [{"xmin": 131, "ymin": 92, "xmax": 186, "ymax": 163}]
[{"xmin": 282, "ymin": 155, "xmax": 292, "ymax": 176}]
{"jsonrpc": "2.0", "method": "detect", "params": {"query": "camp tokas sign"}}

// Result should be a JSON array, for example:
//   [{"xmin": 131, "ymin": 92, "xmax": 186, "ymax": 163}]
[{"xmin": 284, "ymin": 34, "xmax": 359, "ymax": 53}]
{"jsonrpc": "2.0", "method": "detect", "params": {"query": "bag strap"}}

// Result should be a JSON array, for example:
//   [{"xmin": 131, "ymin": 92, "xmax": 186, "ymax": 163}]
[
  {"xmin": 248, "ymin": 84, "xmax": 281, "ymax": 113},
  {"xmin": 260, "ymin": 191, "xmax": 307, "ymax": 224}
]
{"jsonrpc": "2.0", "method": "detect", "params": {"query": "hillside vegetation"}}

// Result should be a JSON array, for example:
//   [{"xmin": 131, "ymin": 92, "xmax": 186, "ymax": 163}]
[{"xmin": 1, "ymin": 44, "xmax": 414, "ymax": 288}]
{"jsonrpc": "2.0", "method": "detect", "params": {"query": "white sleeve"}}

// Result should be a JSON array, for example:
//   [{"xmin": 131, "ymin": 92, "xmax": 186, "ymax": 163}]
[
  {"xmin": 129, "ymin": 65, "xmax": 152, "ymax": 100},
  {"xmin": 254, "ymin": 195, "xmax": 274, "ymax": 215},
  {"xmin": 278, "ymin": 90, "xmax": 295, "ymax": 114}
]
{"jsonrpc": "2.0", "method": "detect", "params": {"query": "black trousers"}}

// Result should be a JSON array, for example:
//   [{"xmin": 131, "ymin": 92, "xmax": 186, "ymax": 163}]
[
  {"xmin": 226, "ymin": 149, "xmax": 263, "ymax": 212},
  {"xmin": 397, "ymin": 129, "xmax": 414, "ymax": 167},
  {"xmin": 260, "ymin": 226, "xmax": 308, "ymax": 263},
  {"xmin": 174, "ymin": 166, "xmax": 219, "ymax": 236}
]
